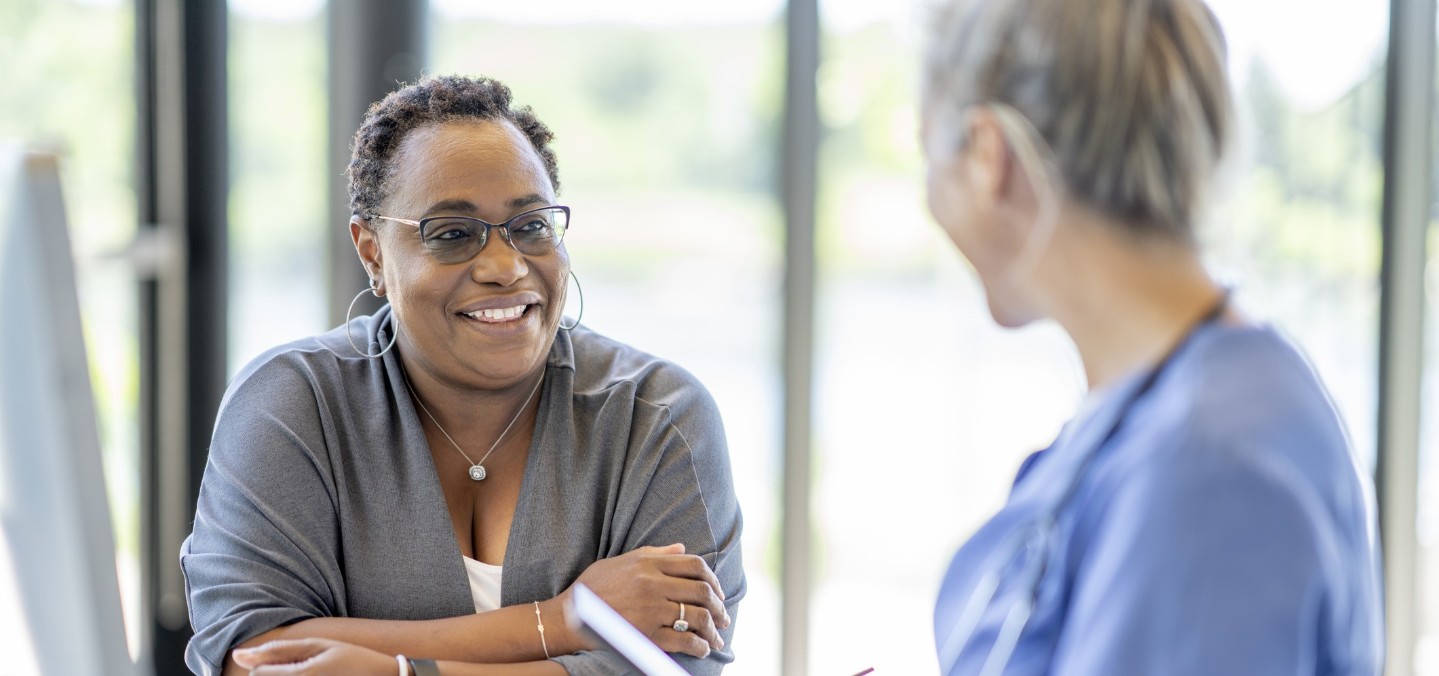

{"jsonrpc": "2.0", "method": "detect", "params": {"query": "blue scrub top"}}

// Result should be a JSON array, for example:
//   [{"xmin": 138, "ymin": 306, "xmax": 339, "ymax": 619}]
[{"xmin": 934, "ymin": 323, "xmax": 1383, "ymax": 675}]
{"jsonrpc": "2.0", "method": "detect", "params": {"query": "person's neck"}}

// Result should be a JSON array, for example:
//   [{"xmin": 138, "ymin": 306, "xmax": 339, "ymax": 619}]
[
  {"xmin": 398, "ymin": 352, "xmax": 545, "ymax": 440},
  {"xmin": 1038, "ymin": 225, "xmax": 1226, "ymax": 392}
]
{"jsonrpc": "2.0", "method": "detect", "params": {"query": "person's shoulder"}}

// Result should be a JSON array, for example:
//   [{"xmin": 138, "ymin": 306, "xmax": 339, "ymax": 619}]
[
  {"xmin": 1110, "ymin": 323, "xmax": 1363, "ymax": 515},
  {"xmin": 1183, "ymin": 324, "xmax": 1346, "ymax": 446},
  {"xmin": 1071, "ymin": 326, "xmax": 1375, "ymax": 612},
  {"xmin": 219, "ymin": 321, "xmax": 380, "ymax": 419},
  {"xmin": 563, "ymin": 325, "xmax": 714, "ymax": 409}
]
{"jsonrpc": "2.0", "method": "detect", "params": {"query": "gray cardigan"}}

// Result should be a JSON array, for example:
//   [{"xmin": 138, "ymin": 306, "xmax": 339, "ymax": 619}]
[{"xmin": 181, "ymin": 307, "xmax": 745, "ymax": 674}]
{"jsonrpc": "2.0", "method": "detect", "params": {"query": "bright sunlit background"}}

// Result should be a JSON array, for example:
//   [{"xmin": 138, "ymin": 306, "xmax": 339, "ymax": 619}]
[{"xmin": 3, "ymin": 0, "xmax": 1435, "ymax": 674}]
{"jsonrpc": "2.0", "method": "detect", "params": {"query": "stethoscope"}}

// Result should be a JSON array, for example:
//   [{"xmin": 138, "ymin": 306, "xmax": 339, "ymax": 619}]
[{"xmin": 937, "ymin": 292, "xmax": 1231, "ymax": 676}]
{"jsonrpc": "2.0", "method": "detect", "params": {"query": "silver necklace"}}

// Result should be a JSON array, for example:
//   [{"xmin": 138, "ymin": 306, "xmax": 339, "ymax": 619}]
[{"xmin": 404, "ymin": 373, "xmax": 545, "ymax": 481}]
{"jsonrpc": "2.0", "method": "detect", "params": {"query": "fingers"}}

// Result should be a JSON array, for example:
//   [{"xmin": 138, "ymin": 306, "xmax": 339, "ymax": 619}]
[
  {"xmin": 664, "ymin": 576, "xmax": 729, "ymax": 633},
  {"xmin": 652, "ymin": 550, "xmax": 715, "ymax": 584},
  {"xmin": 249, "ymin": 664, "xmax": 307, "ymax": 676},
  {"xmin": 626, "ymin": 546, "xmax": 726, "ymax": 618},
  {"xmin": 675, "ymin": 601, "xmax": 725, "ymax": 652},
  {"xmin": 635, "ymin": 542, "xmax": 685, "ymax": 556},
  {"xmin": 649, "ymin": 619, "xmax": 715, "ymax": 659},
  {"xmin": 232, "ymin": 639, "xmax": 332, "ymax": 668},
  {"xmin": 234, "ymin": 639, "xmax": 394, "ymax": 676},
  {"xmin": 576, "ymin": 543, "xmax": 731, "ymax": 659},
  {"xmin": 654, "ymin": 554, "xmax": 726, "ymax": 606},
  {"xmin": 694, "ymin": 578, "xmax": 730, "ymax": 631},
  {"xmin": 646, "ymin": 551, "xmax": 729, "ymax": 633}
]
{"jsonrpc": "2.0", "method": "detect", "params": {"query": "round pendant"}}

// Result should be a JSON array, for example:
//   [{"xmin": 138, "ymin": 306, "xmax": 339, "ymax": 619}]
[{"xmin": 468, "ymin": 465, "xmax": 487, "ymax": 481}]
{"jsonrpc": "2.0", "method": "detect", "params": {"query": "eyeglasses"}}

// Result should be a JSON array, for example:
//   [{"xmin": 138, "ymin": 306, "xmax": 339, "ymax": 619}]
[{"xmin": 373, "ymin": 205, "xmax": 570, "ymax": 264}]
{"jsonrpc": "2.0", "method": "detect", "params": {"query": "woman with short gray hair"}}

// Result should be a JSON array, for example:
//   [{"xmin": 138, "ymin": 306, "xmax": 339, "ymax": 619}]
[{"xmin": 920, "ymin": 0, "xmax": 1382, "ymax": 673}]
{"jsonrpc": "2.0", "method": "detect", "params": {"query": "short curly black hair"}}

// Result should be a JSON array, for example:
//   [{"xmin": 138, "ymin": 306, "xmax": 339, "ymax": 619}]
[{"xmin": 347, "ymin": 74, "xmax": 561, "ymax": 220}]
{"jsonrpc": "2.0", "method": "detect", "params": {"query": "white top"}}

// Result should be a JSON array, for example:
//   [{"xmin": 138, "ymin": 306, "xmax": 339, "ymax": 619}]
[{"xmin": 462, "ymin": 556, "xmax": 504, "ymax": 613}]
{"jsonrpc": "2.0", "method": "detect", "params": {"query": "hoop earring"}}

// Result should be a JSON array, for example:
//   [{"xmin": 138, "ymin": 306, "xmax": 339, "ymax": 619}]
[
  {"xmin": 345, "ymin": 282, "xmax": 398, "ymax": 358},
  {"xmin": 560, "ymin": 269, "xmax": 584, "ymax": 331}
]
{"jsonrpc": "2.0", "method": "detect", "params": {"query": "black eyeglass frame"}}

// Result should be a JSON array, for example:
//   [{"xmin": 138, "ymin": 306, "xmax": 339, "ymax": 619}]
[{"xmin": 373, "ymin": 205, "xmax": 571, "ymax": 263}]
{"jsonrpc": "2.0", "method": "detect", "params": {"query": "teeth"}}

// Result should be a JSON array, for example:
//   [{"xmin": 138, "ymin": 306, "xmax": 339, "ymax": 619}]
[{"xmin": 467, "ymin": 305, "xmax": 527, "ymax": 321}]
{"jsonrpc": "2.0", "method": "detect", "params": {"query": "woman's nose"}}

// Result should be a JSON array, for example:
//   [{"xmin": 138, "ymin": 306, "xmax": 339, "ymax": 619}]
[{"xmin": 468, "ymin": 232, "xmax": 528, "ymax": 285}]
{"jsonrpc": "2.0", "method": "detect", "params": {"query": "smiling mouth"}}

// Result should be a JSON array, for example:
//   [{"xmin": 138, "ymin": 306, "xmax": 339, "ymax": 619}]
[{"xmin": 461, "ymin": 304, "xmax": 535, "ymax": 324}]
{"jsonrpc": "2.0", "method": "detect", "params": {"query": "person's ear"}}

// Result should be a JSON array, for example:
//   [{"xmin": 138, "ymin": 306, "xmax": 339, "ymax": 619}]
[
  {"xmin": 961, "ymin": 109, "xmax": 1012, "ymax": 209},
  {"xmin": 350, "ymin": 217, "xmax": 385, "ymax": 296}
]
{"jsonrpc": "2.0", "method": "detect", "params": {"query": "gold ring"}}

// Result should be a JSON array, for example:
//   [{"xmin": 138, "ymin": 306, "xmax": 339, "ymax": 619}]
[{"xmin": 672, "ymin": 602, "xmax": 690, "ymax": 632}]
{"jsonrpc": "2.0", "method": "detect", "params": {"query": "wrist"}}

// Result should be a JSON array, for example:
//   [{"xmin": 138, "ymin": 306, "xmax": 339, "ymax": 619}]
[{"xmin": 538, "ymin": 595, "xmax": 583, "ymax": 655}]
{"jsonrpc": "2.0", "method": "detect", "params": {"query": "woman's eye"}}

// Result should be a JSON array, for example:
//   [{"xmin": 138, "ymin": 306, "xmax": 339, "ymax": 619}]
[
  {"xmin": 513, "ymin": 219, "xmax": 550, "ymax": 234},
  {"xmin": 425, "ymin": 221, "xmax": 475, "ymax": 241}
]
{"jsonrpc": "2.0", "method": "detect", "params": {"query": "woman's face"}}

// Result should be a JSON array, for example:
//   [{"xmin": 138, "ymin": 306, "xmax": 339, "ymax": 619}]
[
  {"xmin": 359, "ymin": 119, "xmax": 568, "ymax": 390},
  {"xmin": 923, "ymin": 111, "xmax": 1043, "ymax": 328}
]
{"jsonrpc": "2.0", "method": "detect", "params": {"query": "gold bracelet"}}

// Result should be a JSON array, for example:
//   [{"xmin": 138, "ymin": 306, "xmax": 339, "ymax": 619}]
[{"xmin": 534, "ymin": 600, "xmax": 551, "ymax": 659}]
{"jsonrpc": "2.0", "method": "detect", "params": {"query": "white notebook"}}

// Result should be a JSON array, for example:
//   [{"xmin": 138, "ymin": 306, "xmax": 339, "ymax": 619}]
[{"xmin": 566, "ymin": 584, "xmax": 688, "ymax": 676}]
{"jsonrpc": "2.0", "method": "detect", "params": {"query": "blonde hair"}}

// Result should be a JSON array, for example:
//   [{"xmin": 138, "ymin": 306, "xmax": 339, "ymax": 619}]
[{"xmin": 923, "ymin": 0, "xmax": 1233, "ymax": 239}]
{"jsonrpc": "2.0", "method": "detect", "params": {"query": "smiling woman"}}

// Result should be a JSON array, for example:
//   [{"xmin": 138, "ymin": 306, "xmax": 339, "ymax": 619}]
[
  {"xmin": 358, "ymin": 117, "xmax": 570, "ymax": 391},
  {"xmin": 180, "ymin": 75, "xmax": 744, "ymax": 676}
]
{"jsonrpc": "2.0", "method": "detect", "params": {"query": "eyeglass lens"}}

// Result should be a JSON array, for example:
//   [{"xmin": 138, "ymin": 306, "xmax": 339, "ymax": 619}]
[{"xmin": 418, "ymin": 207, "xmax": 568, "ymax": 263}]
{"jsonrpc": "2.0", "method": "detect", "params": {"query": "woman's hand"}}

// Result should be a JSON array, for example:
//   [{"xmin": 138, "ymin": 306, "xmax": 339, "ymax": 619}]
[
  {"xmin": 563, "ymin": 543, "xmax": 731, "ymax": 659},
  {"xmin": 231, "ymin": 638, "xmax": 397, "ymax": 675}
]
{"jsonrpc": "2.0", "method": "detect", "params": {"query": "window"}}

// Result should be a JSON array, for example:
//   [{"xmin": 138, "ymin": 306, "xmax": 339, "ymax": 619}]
[
  {"xmin": 813, "ymin": 3, "xmax": 1079, "ymax": 672},
  {"xmin": 229, "ymin": 0, "xmax": 329, "ymax": 372},
  {"xmin": 0, "ymin": 0, "xmax": 141, "ymax": 663}
]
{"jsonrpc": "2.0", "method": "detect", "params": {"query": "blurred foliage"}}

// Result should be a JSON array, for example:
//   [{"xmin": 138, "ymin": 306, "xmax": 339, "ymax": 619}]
[
  {"xmin": 1218, "ymin": 60, "xmax": 1386, "ymax": 282},
  {"xmin": 432, "ymin": 21, "xmax": 783, "ymax": 197},
  {"xmin": 429, "ymin": 20, "xmax": 787, "ymax": 289},
  {"xmin": 229, "ymin": 8, "xmax": 328, "ymax": 257},
  {"xmin": 0, "ymin": 0, "xmax": 135, "ymax": 253},
  {"xmin": 811, "ymin": 19, "xmax": 1388, "ymax": 285},
  {"xmin": 816, "ymin": 23, "xmax": 932, "ymax": 274},
  {"xmin": 1, "ymin": 0, "xmax": 139, "ymax": 526}
]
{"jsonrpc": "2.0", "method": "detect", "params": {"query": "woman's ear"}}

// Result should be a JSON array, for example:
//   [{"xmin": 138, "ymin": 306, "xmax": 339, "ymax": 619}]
[
  {"xmin": 350, "ymin": 217, "xmax": 385, "ymax": 296},
  {"xmin": 961, "ymin": 109, "xmax": 1013, "ymax": 209}
]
